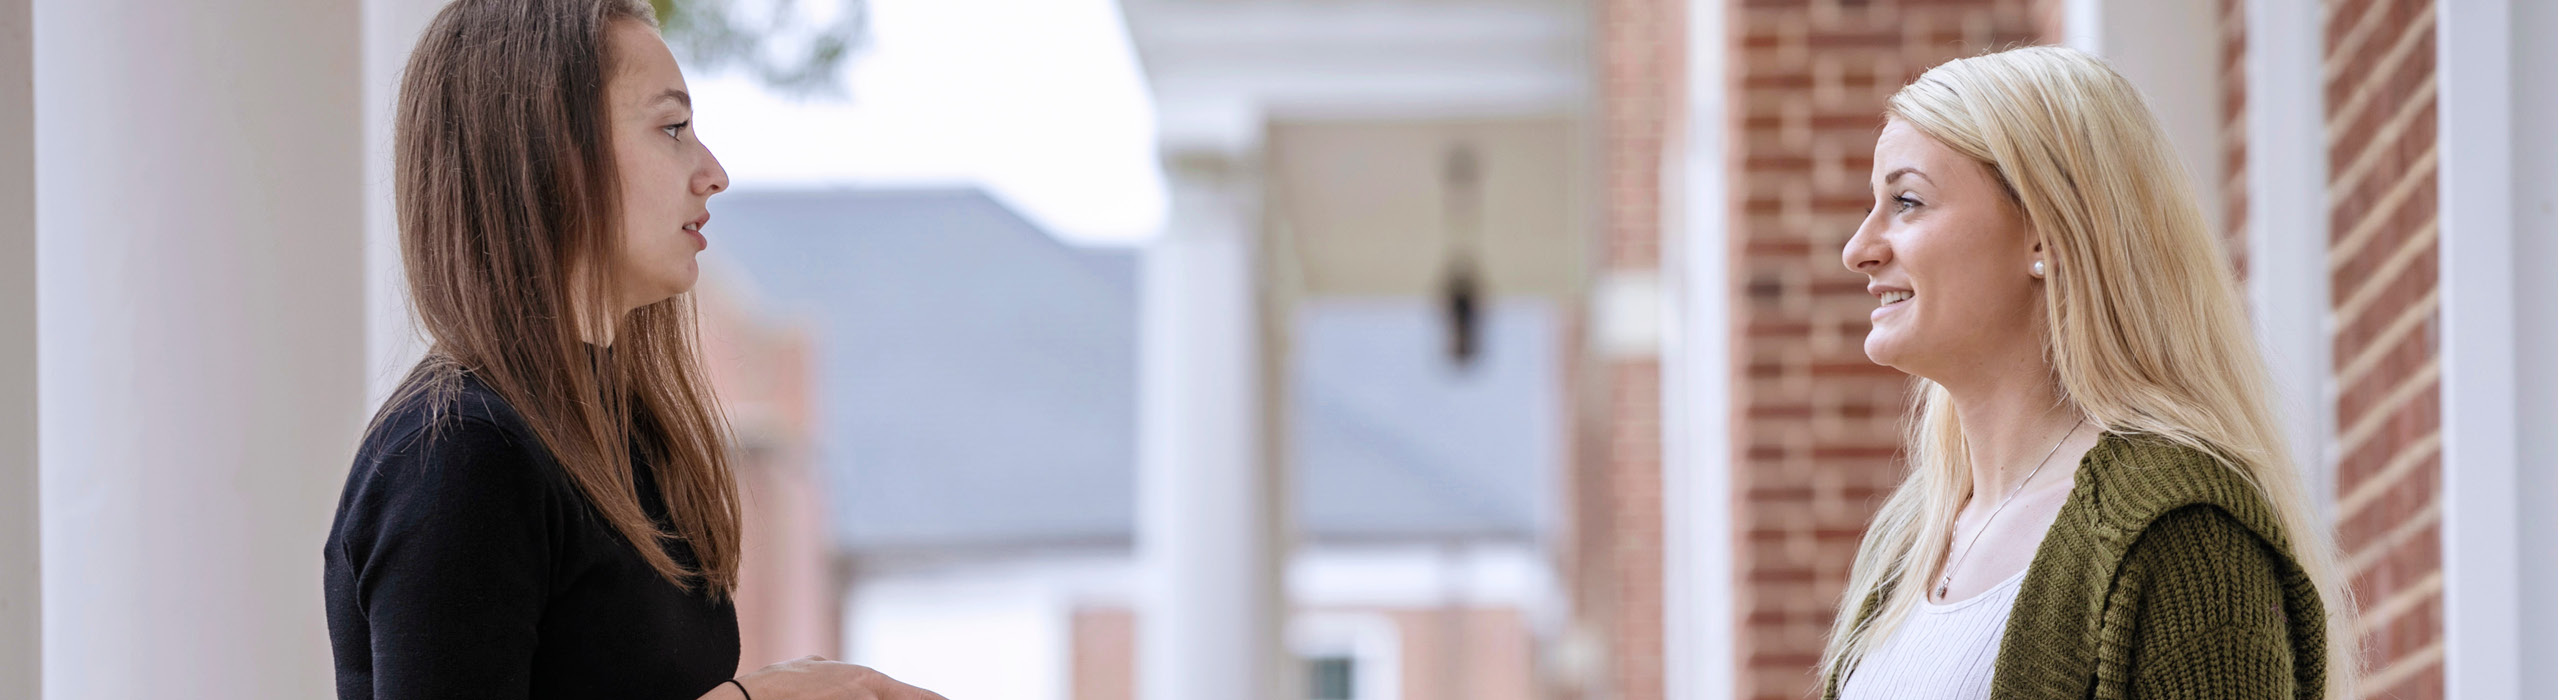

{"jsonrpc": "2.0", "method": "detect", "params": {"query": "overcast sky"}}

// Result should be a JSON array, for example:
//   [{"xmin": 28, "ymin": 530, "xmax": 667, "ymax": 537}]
[{"xmin": 684, "ymin": 0, "xmax": 1167, "ymax": 245}]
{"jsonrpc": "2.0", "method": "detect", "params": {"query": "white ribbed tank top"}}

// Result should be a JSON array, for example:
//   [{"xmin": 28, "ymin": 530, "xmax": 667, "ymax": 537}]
[{"xmin": 1836, "ymin": 567, "xmax": 2030, "ymax": 700}]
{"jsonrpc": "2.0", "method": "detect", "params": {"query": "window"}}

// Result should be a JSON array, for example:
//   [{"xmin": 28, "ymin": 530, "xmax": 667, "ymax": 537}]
[
  {"xmin": 1290, "ymin": 611, "xmax": 1401, "ymax": 700},
  {"xmin": 1306, "ymin": 655, "xmax": 1356, "ymax": 700}
]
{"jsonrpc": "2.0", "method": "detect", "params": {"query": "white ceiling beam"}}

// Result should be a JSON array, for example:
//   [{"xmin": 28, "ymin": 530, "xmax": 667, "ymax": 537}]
[{"xmin": 1124, "ymin": 0, "xmax": 1589, "ymax": 153}]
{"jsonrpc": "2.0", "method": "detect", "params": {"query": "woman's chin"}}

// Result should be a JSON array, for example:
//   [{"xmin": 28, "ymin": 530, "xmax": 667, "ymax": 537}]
[
  {"xmin": 663, "ymin": 263, "xmax": 699, "ymax": 297},
  {"xmin": 632, "ymin": 272, "xmax": 698, "ymax": 308},
  {"xmin": 1861, "ymin": 333, "xmax": 1907, "ymax": 370}
]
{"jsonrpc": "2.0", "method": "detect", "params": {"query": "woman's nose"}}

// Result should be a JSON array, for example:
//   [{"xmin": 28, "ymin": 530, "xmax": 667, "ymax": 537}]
[
  {"xmin": 1842, "ymin": 214, "xmax": 1888, "ymax": 273},
  {"xmin": 697, "ymin": 148, "xmax": 729, "ymax": 196}
]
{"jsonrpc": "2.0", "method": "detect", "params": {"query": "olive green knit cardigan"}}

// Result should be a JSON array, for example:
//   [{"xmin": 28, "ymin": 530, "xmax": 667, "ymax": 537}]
[{"xmin": 1823, "ymin": 432, "xmax": 2329, "ymax": 700}]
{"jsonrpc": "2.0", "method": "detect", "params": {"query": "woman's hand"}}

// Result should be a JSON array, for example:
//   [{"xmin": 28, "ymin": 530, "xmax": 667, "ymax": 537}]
[{"xmin": 704, "ymin": 656, "xmax": 949, "ymax": 700}]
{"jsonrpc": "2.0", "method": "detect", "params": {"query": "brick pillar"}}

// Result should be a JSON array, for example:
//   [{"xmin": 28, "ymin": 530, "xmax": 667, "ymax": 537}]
[
  {"xmin": 1725, "ymin": 2, "xmax": 2049, "ymax": 699},
  {"xmin": 1592, "ymin": 0, "xmax": 1679, "ymax": 699},
  {"xmin": 2218, "ymin": 0, "xmax": 2251, "ymax": 276},
  {"xmin": 2321, "ymin": 0, "xmax": 2444, "ymax": 696}
]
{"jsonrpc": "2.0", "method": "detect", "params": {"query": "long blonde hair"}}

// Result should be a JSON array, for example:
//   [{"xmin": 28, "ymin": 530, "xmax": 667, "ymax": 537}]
[{"xmin": 1816, "ymin": 46, "xmax": 2355, "ymax": 696}]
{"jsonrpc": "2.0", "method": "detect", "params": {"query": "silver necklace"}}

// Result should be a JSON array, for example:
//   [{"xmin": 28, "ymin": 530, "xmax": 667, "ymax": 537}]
[{"xmin": 1935, "ymin": 420, "xmax": 2080, "ymax": 600}]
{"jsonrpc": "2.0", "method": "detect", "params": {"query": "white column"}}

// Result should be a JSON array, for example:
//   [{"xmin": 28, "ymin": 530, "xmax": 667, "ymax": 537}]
[
  {"xmin": 1664, "ymin": 1, "xmax": 1733, "ymax": 699},
  {"xmin": 1137, "ymin": 152, "xmax": 1282, "ymax": 700},
  {"xmin": 2243, "ymin": 0, "xmax": 2336, "ymax": 513},
  {"xmin": 0, "ymin": 0, "xmax": 36, "ymax": 695},
  {"xmin": 2436, "ymin": 1, "xmax": 2556, "ymax": 698},
  {"xmin": 2064, "ymin": 0, "xmax": 2226, "ymax": 236},
  {"xmin": 363, "ymin": 0, "xmax": 445, "ymax": 407},
  {"xmin": 36, "ymin": 1, "xmax": 365, "ymax": 698}
]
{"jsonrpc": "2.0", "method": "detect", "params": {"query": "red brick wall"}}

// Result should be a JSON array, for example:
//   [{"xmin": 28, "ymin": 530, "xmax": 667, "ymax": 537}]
[
  {"xmin": 1591, "ymin": 0, "xmax": 1681, "ymax": 698},
  {"xmin": 1562, "ymin": 305, "xmax": 1609, "ymax": 700},
  {"xmin": 1382, "ymin": 608, "xmax": 1539, "ymax": 700},
  {"xmin": 2321, "ymin": 0, "xmax": 2443, "ymax": 697},
  {"xmin": 1725, "ymin": 2, "xmax": 2050, "ymax": 699},
  {"xmin": 698, "ymin": 281, "xmax": 843, "ymax": 671},
  {"xmin": 2219, "ymin": 0, "xmax": 2250, "ymax": 275},
  {"xmin": 1605, "ymin": 360, "xmax": 1664, "ymax": 700},
  {"xmin": 1071, "ymin": 607, "xmax": 1136, "ymax": 700},
  {"xmin": 1067, "ymin": 605, "xmax": 1536, "ymax": 700}
]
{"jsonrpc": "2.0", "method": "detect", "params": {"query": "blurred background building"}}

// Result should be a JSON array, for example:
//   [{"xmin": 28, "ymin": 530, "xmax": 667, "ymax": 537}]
[{"xmin": 0, "ymin": 1, "xmax": 2551, "ymax": 700}]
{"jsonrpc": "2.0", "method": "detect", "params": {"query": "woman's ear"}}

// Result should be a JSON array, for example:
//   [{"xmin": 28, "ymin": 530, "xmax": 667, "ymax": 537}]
[{"xmin": 2028, "ymin": 233, "xmax": 2049, "ymax": 279}]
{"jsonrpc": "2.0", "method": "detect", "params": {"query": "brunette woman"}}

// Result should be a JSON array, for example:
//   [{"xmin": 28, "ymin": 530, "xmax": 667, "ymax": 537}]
[{"xmin": 324, "ymin": 2, "xmax": 942, "ymax": 699}]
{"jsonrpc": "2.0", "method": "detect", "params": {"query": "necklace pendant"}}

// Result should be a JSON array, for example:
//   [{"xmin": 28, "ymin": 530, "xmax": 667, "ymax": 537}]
[{"xmin": 1935, "ymin": 578, "xmax": 1950, "ymax": 599}]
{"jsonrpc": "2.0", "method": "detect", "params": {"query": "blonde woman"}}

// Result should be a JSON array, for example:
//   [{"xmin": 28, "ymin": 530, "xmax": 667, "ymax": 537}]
[{"xmin": 1821, "ymin": 46, "xmax": 2354, "ymax": 699}]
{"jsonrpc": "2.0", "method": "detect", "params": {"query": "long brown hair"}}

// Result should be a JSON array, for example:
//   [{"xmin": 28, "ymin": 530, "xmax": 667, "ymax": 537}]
[{"xmin": 386, "ymin": 0, "xmax": 743, "ymax": 598}]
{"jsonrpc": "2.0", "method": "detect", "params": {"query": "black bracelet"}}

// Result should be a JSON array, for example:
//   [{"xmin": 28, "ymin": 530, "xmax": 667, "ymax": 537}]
[{"xmin": 724, "ymin": 679, "xmax": 753, "ymax": 700}]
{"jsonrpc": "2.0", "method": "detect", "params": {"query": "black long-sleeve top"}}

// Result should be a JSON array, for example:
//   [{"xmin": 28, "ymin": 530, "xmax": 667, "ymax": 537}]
[{"xmin": 324, "ymin": 368, "xmax": 739, "ymax": 700}]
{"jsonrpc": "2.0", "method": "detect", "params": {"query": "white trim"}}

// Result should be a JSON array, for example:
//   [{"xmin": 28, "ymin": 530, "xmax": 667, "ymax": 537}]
[
  {"xmin": 2061, "ymin": 0, "xmax": 2104, "ymax": 55},
  {"xmin": 2072, "ymin": 0, "xmax": 2227, "ymax": 237},
  {"xmin": 1286, "ymin": 542, "xmax": 1552, "ymax": 610},
  {"xmin": 1289, "ymin": 612, "xmax": 1405, "ymax": 700},
  {"xmin": 1597, "ymin": 271, "xmax": 1664, "ymax": 360},
  {"xmin": 1124, "ymin": 0, "xmax": 1589, "ymax": 155},
  {"xmin": 2435, "ymin": 1, "xmax": 2556, "ymax": 699},
  {"xmin": 2243, "ymin": 0, "xmax": 2338, "ymax": 517},
  {"xmin": 1664, "ymin": 1, "xmax": 1734, "ymax": 699},
  {"xmin": 840, "ymin": 573, "xmax": 1079, "ymax": 700}
]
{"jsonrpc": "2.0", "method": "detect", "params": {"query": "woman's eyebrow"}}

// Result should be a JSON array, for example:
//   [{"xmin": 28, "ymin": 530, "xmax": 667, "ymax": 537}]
[
  {"xmin": 1882, "ymin": 167, "xmax": 1929, "ymax": 186},
  {"xmin": 650, "ymin": 88, "xmax": 690, "ymax": 110}
]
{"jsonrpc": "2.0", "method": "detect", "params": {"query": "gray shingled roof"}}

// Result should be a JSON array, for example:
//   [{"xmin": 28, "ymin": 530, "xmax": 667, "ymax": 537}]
[{"xmin": 706, "ymin": 188, "xmax": 1553, "ymax": 553}]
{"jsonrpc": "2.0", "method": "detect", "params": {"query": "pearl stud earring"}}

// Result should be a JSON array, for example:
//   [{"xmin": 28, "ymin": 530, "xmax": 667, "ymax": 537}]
[{"xmin": 2032, "ymin": 260, "xmax": 2046, "ymax": 278}]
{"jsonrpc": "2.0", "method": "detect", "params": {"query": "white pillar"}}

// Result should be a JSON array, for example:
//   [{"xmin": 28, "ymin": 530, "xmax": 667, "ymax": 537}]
[
  {"xmin": 36, "ymin": 0, "xmax": 366, "ymax": 698},
  {"xmin": 2243, "ymin": 0, "xmax": 2336, "ymax": 513},
  {"xmin": 2436, "ymin": 1, "xmax": 2556, "ymax": 698},
  {"xmin": 2064, "ymin": 0, "xmax": 2225, "ymax": 236},
  {"xmin": 0, "ymin": 0, "xmax": 37, "ymax": 695},
  {"xmin": 363, "ymin": 0, "xmax": 445, "ymax": 407},
  {"xmin": 1665, "ymin": 1, "xmax": 1733, "ymax": 700},
  {"xmin": 1137, "ymin": 152, "xmax": 1283, "ymax": 700}
]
